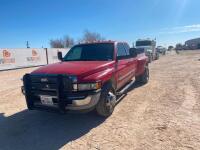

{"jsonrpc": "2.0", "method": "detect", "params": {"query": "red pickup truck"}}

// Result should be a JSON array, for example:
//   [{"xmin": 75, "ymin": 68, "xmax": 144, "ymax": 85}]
[{"xmin": 23, "ymin": 41, "xmax": 149, "ymax": 117}]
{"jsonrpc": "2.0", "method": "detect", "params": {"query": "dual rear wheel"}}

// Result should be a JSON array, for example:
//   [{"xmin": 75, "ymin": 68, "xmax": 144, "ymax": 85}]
[{"xmin": 135, "ymin": 65, "xmax": 149, "ymax": 84}]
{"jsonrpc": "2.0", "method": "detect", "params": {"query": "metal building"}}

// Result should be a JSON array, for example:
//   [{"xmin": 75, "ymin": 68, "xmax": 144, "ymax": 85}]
[{"xmin": 185, "ymin": 38, "xmax": 200, "ymax": 50}]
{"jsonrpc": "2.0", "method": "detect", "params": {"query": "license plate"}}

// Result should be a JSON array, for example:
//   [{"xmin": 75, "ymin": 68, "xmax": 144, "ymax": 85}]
[{"xmin": 40, "ymin": 95, "xmax": 54, "ymax": 106}]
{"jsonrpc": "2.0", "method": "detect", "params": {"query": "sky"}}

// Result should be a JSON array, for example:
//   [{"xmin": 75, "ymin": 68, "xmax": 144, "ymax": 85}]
[{"xmin": 0, "ymin": 0, "xmax": 200, "ymax": 48}]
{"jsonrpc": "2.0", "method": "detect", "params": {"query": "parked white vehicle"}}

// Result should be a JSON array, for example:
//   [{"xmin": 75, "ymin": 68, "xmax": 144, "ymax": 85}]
[
  {"xmin": 136, "ymin": 39, "xmax": 159, "ymax": 61},
  {"xmin": 157, "ymin": 46, "xmax": 166, "ymax": 55}
]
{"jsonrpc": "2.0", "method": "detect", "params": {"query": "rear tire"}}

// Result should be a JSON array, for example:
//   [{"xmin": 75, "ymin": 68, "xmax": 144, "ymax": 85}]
[
  {"xmin": 148, "ymin": 55, "xmax": 152, "ymax": 63},
  {"xmin": 135, "ymin": 65, "xmax": 149, "ymax": 84},
  {"xmin": 96, "ymin": 83, "xmax": 116, "ymax": 117},
  {"xmin": 155, "ymin": 53, "xmax": 159, "ymax": 60}
]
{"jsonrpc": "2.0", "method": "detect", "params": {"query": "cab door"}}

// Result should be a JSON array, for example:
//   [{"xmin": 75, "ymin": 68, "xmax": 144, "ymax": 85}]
[
  {"xmin": 116, "ymin": 43, "xmax": 131, "ymax": 90},
  {"xmin": 123, "ymin": 43, "xmax": 138, "ymax": 80}
]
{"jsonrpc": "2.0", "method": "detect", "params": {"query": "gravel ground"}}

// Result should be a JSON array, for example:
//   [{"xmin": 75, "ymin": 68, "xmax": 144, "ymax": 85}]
[{"xmin": 0, "ymin": 50, "xmax": 200, "ymax": 150}]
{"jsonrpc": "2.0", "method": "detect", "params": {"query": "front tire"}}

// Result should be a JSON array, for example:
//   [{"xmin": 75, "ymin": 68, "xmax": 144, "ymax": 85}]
[{"xmin": 96, "ymin": 83, "xmax": 116, "ymax": 117}]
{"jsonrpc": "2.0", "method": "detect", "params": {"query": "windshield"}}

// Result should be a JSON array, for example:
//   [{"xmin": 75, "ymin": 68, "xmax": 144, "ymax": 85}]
[
  {"xmin": 136, "ymin": 41, "xmax": 152, "ymax": 46},
  {"xmin": 63, "ymin": 43, "xmax": 114, "ymax": 61}
]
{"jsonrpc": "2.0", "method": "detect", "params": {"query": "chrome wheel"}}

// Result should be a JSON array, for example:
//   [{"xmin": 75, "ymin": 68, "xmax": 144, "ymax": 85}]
[{"xmin": 106, "ymin": 91, "xmax": 116, "ymax": 110}]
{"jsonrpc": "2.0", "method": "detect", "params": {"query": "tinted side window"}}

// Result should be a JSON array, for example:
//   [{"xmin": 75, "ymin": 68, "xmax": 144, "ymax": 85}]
[
  {"xmin": 123, "ymin": 43, "xmax": 130, "ymax": 56},
  {"xmin": 117, "ymin": 43, "xmax": 127, "ymax": 59},
  {"xmin": 117, "ymin": 43, "xmax": 126, "ymax": 56}
]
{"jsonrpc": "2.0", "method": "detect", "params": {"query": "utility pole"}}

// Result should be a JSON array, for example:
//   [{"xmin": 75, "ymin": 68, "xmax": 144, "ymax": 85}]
[
  {"xmin": 132, "ymin": 42, "xmax": 135, "ymax": 48},
  {"xmin": 26, "ymin": 41, "xmax": 30, "ymax": 48}
]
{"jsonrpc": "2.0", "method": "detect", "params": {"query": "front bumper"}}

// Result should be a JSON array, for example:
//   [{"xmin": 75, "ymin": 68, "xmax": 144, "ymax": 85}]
[
  {"xmin": 22, "ymin": 74, "xmax": 101, "ymax": 113},
  {"xmin": 66, "ymin": 91, "xmax": 101, "ymax": 110}
]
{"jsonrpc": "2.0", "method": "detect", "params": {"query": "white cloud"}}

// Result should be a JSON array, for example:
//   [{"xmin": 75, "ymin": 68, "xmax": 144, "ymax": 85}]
[{"xmin": 160, "ymin": 24, "xmax": 200, "ymax": 34}]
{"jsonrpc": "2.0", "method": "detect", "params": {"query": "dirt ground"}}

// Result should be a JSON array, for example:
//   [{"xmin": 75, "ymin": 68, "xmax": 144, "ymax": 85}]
[{"xmin": 0, "ymin": 50, "xmax": 200, "ymax": 150}]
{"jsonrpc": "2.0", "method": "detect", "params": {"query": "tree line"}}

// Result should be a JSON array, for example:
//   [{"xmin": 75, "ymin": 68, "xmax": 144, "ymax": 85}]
[{"xmin": 50, "ymin": 30, "xmax": 105, "ymax": 48}]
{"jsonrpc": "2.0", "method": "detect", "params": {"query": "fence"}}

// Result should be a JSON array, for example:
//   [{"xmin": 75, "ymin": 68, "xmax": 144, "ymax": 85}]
[{"xmin": 0, "ymin": 48, "xmax": 69, "ymax": 71}]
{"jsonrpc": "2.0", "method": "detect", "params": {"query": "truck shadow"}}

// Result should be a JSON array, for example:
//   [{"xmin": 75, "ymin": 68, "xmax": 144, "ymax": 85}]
[
  {"xmin": 116, "ymin": 81, "xmax": 144, "ymax": 104},
  {"xmin": 0, "ymin": 111, "xmax": 105, "ymax": 150},
  {"xmin": 0, "ymin": 82, "xmax": 143, "ymax": 150},
  {"xmin": 126, "ymin": 81, "xmax": 144, "ymax": 93}
]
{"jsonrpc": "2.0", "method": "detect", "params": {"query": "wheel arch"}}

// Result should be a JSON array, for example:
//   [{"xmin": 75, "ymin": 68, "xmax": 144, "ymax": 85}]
[{"xmin": 102, "ymin": 75, "xmax": 117, "ymax": 93}]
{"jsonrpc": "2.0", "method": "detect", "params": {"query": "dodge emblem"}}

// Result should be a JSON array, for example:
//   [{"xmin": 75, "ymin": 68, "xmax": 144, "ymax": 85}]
[{"xmin": 41, "ymin": 78, "xmax": 48, "ymax": 82}]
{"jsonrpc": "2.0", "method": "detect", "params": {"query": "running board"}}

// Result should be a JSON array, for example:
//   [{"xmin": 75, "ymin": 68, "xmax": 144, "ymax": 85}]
[{"xmin": 116, "ymin": 80, "xmax": 135, "ymax": 96}]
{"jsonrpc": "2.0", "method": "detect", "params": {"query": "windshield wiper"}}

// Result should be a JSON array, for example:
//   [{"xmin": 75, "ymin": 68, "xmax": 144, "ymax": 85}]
[
  {"xmin": 63, "ymin": 59, "xmax": 80, "ymax": 61},
  {"xmin": 63, "ymin": 59, "xmax": 110, "ymax": 61}
]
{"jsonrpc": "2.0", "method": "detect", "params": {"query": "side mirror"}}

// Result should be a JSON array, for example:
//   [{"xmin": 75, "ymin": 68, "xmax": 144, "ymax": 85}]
[
  {"xmin": 57, "ymin": 52, "xmax": 63, "ymax": 61},
  {"xmin": 129, "ymin": 48, "xmax": 137, "ymax": 57}
]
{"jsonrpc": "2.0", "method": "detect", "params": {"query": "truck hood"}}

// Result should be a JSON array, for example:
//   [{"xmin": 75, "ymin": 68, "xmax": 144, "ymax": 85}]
[{"xmin": 31, "ymin": 61, "xmax": 115, "ymax": 78}]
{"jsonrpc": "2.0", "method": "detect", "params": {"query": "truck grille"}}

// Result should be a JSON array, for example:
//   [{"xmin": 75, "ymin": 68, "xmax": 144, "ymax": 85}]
[
  {"xmin": 31, "ymin": 83, "xmax": 57, "ymax": 91},
  {"xmin": 29, "ymin": 74, "xmax": 73, "ymax": 92},
  {"xmin": 23, "ymin": 74, "xmax": 74, "ymax": 112},
  {"xmin": 24, "ymin": 74, "xmax": 73, "ymax": 99}
]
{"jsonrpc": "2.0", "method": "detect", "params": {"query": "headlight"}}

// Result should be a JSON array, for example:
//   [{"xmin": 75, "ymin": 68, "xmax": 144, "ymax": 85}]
[
  {"xmin": 64, "ymin": 75, "xmax": 101, "ymax": 91},
  {"xmin": 73, "ymin": 82, "xmax": 101, "ymax": 91}
]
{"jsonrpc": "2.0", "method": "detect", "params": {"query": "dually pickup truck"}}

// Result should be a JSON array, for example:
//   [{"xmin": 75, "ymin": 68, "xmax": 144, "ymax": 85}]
[{"xmin": 22, "ymin": 41, "xmax": 149, "ymax": 117}]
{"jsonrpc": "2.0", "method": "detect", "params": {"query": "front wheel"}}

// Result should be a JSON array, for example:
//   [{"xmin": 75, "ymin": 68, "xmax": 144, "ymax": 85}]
[
  {"xmin": 135, "ymin": 65, "xmax": 149, "ymax": 84},
  {"xmin": 96, "ymin": 83, "xmax": 116, "ymax": 117}
]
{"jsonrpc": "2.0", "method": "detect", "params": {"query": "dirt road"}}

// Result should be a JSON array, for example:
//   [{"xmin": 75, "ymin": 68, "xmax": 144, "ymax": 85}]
[{"xmin": 0, "ymin": 50, "xmax": 200, "ymax": 150}]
